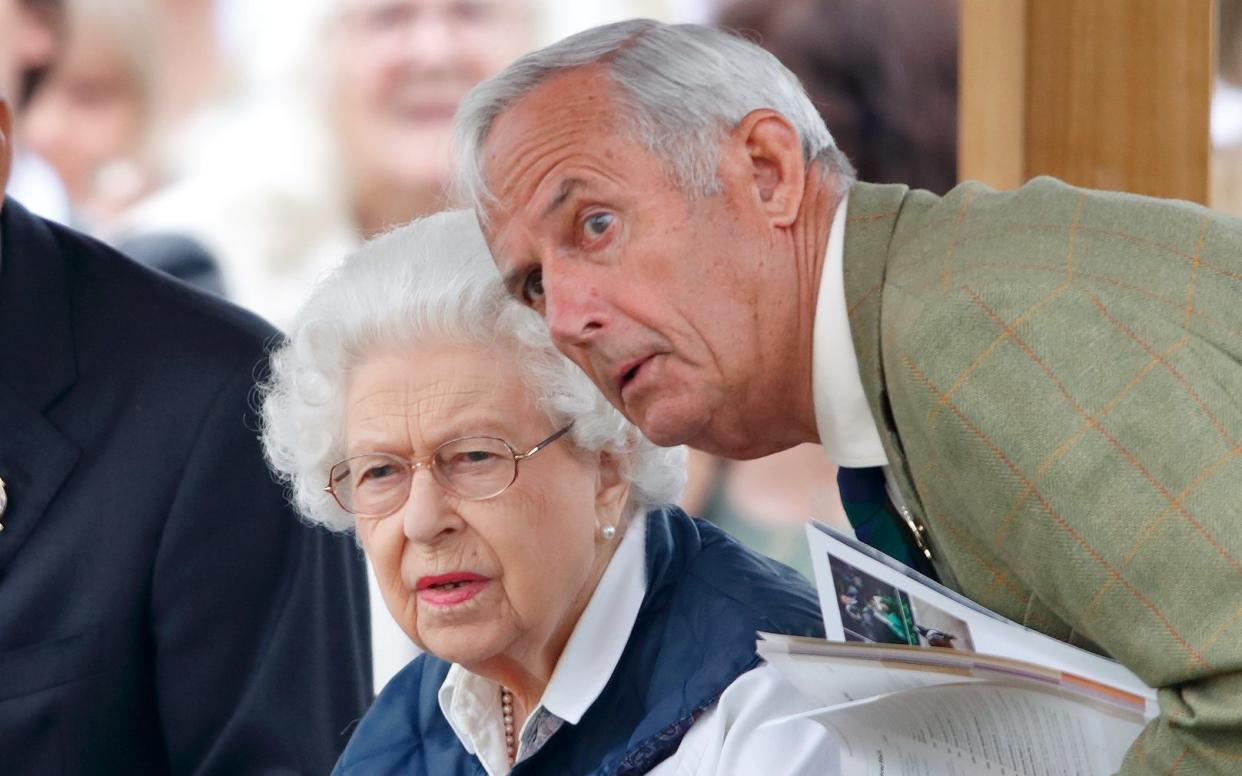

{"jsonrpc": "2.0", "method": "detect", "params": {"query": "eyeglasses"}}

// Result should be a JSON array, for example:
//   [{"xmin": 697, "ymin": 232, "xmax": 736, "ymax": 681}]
[{"xmin": 325, "ymin": 423, "xmax": 574, "ymax": 518}]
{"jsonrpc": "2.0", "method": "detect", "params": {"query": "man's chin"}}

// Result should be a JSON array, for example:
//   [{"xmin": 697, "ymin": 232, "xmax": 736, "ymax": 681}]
[
  {"xmin": 631, "ymin": 402, "xmax": 786, "ymax": 460},
  {"xmin": 636, "ymin": 423, "xmax": 689, "ymax": 448},
  {"xmin": 627, "ymin": 402, "xmax": 702, "ymax": 448}
]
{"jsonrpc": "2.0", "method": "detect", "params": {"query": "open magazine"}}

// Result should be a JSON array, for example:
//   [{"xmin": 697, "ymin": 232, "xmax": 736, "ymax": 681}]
[{"xmin": 757, "ymin": 522, "xmax": 1158, "ymax": 775}]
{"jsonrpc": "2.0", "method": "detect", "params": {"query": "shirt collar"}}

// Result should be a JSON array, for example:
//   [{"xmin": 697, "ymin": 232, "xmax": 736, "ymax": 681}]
[
  {"xmin": 437, "ymin": 664, "xmax": 502, "ymax": 767},
  {"xmin": 437, "ymin": 514, "xmax": 648, "ymax": 757},
  {"xmin": 811, "ymin": 191, "xmax": 890, "ymax": 467}
]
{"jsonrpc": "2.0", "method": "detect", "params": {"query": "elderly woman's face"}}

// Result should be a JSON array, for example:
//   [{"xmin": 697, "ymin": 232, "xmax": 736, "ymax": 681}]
[{"xmin": 347, "ymin": 343, "xmax": 627, "ymax": 669}]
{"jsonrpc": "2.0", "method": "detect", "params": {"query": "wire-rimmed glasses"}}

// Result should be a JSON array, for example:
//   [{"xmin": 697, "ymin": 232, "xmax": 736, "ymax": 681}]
[{"xmin": 325, "ymin": 423, "xmax": 574, "ymax": 518}]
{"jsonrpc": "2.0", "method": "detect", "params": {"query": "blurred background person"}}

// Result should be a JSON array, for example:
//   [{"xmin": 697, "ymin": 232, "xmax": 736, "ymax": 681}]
[
  {"xmin": 3, "ymin": 0, "xmax": 71, "ymax": 221},
  {"xmin": 0, "ymin": 0, "xmax": 59, "ymax": 112},
  {"xmin": 17, "ymin": 0, "xmax": 238, "ymax": 290},
  {"xmin": 327, "ymin": 0, "xmax": 537, "ymax": 238},
  {"xmin": 127, "ymin": 0, "xmax": 541, "ymax": 328},
  {"xmin": 15, "ymin": 0, "xmax": 240, "ymax": 227},
  {"xmin": 22, "ymin": 0, "xmax": 160, "ymax": 236},
  {"xmin": 678, "ymin": 0, "xmax": 959, "ymax": 579},
  {"xmin": 154, "ymin": 0, "xmax": 231, "ymax": 152}
]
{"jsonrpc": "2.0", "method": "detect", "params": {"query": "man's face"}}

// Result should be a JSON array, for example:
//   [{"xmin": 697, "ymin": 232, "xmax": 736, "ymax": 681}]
[
  {"xmin": 328, "ymin": 0, "xmax": 534, "ymax": 193},
  {"xmin": 480, "ymin": 67, "xmax": 791, "ymax": 455}
]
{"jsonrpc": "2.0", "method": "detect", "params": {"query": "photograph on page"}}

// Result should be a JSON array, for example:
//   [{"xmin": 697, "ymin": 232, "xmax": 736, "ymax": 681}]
[{"xmin": 829, "ymin": 556, "xmax": 975, "ymax": 650}]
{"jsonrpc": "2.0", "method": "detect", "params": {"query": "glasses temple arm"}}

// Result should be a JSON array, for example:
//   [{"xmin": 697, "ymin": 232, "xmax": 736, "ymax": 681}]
[{"xmin": 514, "ymin": 422, "xmax": 575, "ymax": 461}]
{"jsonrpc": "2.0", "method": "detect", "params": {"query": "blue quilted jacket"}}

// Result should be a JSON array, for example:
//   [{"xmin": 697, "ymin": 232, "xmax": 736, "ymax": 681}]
[{"xmin": 332, "ymin": 506, "xmax": 824, "ymax": 776}]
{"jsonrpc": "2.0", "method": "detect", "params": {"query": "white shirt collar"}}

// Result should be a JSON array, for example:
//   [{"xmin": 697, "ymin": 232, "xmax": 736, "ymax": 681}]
[
  {"xmin": 811, "ymin": 191, "xmax": 890, "ymax": 467},
  {"xmin": 437, "ymin": 514, "xmax": 649, "ymax": 771}
]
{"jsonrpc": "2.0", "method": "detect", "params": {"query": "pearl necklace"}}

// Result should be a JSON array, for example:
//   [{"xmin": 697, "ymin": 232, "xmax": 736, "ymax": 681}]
[{"xmin": 501, "ymin": 686, "xmax": 516, "ymax": 765}]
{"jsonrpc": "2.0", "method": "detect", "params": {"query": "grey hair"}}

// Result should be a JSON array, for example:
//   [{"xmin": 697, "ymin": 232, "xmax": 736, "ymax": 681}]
[
  {"xmin": 260, "ymin": 209, "xmax": 687, "ymax": 532},
  {"xmin": 452, "ymin": 18, "xmax": 855, "ymax": 218}
]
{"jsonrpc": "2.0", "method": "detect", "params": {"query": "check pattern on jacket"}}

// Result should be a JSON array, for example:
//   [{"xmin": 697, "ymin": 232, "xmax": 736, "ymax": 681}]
[{"xmin": 843, "ymin": 178, "xmax": 1242, "ymax": 774}]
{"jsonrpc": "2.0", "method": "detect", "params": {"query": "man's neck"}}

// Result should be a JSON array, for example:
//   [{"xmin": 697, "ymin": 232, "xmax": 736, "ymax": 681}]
[
  {"xmin": 783, "ymin": 167, "xmax": 846, "ymax": 448},
  {"xmin": 696, "ymin": 171, "xmax": 843, "ymax": 461}
]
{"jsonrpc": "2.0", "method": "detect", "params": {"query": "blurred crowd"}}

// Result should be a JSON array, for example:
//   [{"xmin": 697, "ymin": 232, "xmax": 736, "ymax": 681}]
[
  {"xmin": 16, "ymin": 0, "xmax": 550, "ymax": 322},
  {"xmin": 7, "ymin": 0, "xmax": 959, "ymax": 684}
]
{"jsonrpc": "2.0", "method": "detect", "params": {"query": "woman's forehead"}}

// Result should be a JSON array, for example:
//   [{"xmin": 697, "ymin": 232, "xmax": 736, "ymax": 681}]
[{"xmin": 344, "ymin": 344, "xmax": 538, "ymax": 450}]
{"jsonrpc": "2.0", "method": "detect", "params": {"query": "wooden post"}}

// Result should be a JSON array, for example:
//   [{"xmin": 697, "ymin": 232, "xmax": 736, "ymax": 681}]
[{"xmin": 959, "ymin": 0, "xmax": 1214, "ymax": 203}]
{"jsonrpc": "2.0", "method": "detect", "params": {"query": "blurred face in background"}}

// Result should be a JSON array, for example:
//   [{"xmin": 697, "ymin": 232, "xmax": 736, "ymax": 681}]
[
  {"xmin": 22, "ymin": 21, "xmax": 151, "ymax": 215},
  {"xmin": 0, "ymin": 0, "xmax": 59, "ymax": 105},
  {"xmin": 0, "ymin": 0, "xmax": 20, "ymax": 103},
  {"xmin": 328, "ymin": 0, "xmax": 535, "ymax": 205}
]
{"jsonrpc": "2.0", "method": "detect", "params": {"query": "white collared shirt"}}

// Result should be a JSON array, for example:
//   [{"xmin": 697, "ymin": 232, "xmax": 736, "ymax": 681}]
[
  {"xmin": 811, "ymin": 191, "xmax": 889, "ymax": 467},
  {"xmin": 437, "ymin": 514, "xmax": 840, "ymax": 775}
]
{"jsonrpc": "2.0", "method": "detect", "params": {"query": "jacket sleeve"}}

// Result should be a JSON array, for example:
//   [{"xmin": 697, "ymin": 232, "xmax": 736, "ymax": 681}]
[{"xmin": 150, "ymin": 358, "xmax": 372, "ymax": 774}]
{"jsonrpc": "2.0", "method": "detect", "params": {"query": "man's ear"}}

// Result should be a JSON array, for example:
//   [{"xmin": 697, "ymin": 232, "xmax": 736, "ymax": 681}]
[
  {"xmin": 594, "ymin": 450, "xmax": 631, "ymax": 524},
  {"xmin": 729, "ymin": 109, "xmax": 807, "ymax": 228},
  {"xmin": 0, "ymin": 98, "xmax": 12, "ymax": 198}
]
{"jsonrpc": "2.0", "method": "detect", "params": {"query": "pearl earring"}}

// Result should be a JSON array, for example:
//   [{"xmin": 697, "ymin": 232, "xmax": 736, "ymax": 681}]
[{"xmin": 600, "ymin": 524, "xmax": 617, "ymax": 541}]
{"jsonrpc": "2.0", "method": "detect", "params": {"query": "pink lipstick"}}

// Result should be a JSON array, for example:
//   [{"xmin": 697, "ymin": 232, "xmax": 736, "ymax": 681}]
[{"xmin": 416, "ymin": 572, "xmax": 489, "ymax": 607}]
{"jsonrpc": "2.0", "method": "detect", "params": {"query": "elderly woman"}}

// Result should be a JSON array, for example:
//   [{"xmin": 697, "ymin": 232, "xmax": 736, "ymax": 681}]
[{"xmin": 260, "ymin": 210, "xmax": 835, "ymax": 775}]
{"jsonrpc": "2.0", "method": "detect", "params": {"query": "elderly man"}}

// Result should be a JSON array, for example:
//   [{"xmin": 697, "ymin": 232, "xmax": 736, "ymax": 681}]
[
  {"xmin": 0, "ymin": 1, "xmax": 370, "ymax": 771},
  {"xmin": 453, "ymin": 19, "xmax": 1242, "ymax": 774}
]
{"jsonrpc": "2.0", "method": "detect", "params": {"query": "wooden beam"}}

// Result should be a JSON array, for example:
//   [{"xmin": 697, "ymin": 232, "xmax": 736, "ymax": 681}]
[
  {"xmin": 960, "ymin": 0, "xmax": 1213, "ymax": 203},
  {"xmin": 959, "ymin": 0, "xmax": 1028, "ymax": 190}
]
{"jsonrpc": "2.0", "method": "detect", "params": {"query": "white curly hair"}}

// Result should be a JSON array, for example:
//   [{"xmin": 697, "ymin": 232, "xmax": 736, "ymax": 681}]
[{"xmin": 259, "ymin": 209, "xmax": 686, "ymax": 532}]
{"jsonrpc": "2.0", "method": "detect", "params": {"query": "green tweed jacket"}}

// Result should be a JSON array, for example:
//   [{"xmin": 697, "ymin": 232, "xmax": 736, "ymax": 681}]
[{"xmin": 842, "ymin": 178, "xmax": 1242, "ymax": 774}]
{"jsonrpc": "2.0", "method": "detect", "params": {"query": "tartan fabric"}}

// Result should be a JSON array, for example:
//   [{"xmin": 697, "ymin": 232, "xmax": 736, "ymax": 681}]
[
  {"xmin": 836, "ymin": 465, "xmax": 938, "ymax": 578},
  {"xmin": 842, "ymin": 178, "xmax": 1242, "ymax": 774}
]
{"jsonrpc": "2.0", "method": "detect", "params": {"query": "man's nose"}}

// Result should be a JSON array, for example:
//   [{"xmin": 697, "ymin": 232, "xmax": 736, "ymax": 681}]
[{"xmin": 544, "ymin": 274, "xmax": 606, "ymax": 348}]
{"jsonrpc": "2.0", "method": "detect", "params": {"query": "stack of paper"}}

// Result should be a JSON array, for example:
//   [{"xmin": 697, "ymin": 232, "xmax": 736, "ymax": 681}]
[{"xmin": 756, "ymin": 523, "xmax": 1158, "ymax": 775}]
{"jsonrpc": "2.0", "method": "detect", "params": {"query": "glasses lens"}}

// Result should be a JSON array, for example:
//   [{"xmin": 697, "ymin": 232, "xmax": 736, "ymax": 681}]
[
  {"xmin": 433, "ymin": 437, "xmax": 516, "ymax": 500},
  {"xmin": 329, "ymin": 453, "xmax": 411, "ymax": 517}
]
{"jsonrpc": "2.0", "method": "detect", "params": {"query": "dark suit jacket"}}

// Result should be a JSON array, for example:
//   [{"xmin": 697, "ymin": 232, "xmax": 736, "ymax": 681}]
[{"xmin": 0, "ymin": 199, "xmax": 372, "ymax": 774}]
